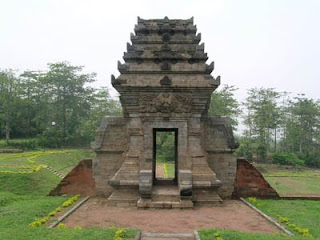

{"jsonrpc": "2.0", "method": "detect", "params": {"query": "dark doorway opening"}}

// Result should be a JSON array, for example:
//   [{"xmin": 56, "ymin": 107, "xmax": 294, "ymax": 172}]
[{"xmin": 153, "ymin": 129, "xmax": 178, "ymax": 185}]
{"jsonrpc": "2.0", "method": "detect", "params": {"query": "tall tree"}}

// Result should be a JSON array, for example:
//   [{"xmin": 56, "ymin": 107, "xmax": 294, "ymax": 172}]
[
  {"xmin": 288, "ymin": 95, "xmax": 320, "ymax": 154},
  {"xmin": 40, "ymin": 62, "xmax": 96, "ymax": 145},
  {"xmin": 243, "ymin": 88, "xmax": 281, "ymax": 161},
  {"xmin": 0, "ymin": 69, "xmax": 20, "ymax": 143},
  {"xmin": 78, "ymin": 87, "xmax": 122, "ymax": 141},
  {"xmin": 208, "ymin": 85, "xmax": 241, "ymax": 129}
]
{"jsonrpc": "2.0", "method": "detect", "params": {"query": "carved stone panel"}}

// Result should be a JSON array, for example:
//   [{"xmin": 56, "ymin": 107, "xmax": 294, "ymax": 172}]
[{"xmin": 140, "ymin": 93, "xmax": 192, "ymax": 113}]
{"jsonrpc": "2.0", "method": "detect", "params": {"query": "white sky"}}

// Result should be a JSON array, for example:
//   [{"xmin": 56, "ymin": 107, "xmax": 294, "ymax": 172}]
[{"xmin": 1, "ymin": 0, "xmax": 320, "ymax": 102}]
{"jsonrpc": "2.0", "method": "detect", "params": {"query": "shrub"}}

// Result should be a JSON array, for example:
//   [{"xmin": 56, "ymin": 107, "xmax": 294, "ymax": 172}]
[
  {"xmin": 57, "ymin": 223, "xmax": 67, "ymax": 228},
  {"xmin": 272, "ymin": 153, "xmax": 304, "ymax": 166},
  {"xmin": 0, "ymin": 139, "xmax": 39, "ymax": 150},
  {"xmin": 62, "ymin": 194, "xmax": 80, "ymax": 208},
  {"xmin": 115, "ymin": 228, "xmax": 126, "ymax": 240},
  {"xmin": 257, "ymin": 144, "xmax": 267, "ymax": 162},
  {"xmin": 234, "ymin": 143, "xmax": 253, "ymax": 161},
  {"xmin": 55, "ymin": 207, "xmax": 62, "ymax": 212},
  {"xmin": 37, "ymin": 129, "xmax": 64, "ymax": 148},
  {"xmin": 298, "ymin": 153, "xmax": 320, "ymax": 168}
]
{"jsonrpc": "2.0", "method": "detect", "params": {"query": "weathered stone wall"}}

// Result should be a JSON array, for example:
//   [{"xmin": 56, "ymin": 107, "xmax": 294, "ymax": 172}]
[
  {"xmin": 232, "ymin": 158, "xmax": 279, "ymax": 198},
  {"xmin": 208, "ymin": 153, "xmax": 237, "ymax": 198},
  {"xmin": 49, "ymin": 159, "xmax": 95, "ymax": 196},
  {"xmin": 91, "ymin": 116, "xmax": 128, "ymax": 197},
  {"xmin": 203, "ymin": 116, "xmax": 239, "ymax": 199}
]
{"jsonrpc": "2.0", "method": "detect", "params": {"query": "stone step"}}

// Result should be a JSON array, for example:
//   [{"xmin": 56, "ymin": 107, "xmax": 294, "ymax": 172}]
[
  {"xmin": 108, "ymin": 189, "xmax": 140, "ymax": 207},
  {"xmin": 192, "ymin": 180, "xmax": 212, "ymax": 188},
  {"xmin": 109, "ymin": 178, "xmax": 139, "ymax": 187},
  {"xmin": 116, "ymin": 174, "xmax": 140, "ymax": 180},
  {"xmin": 192, "ymin": 188, "xmax": 222, "ymax": 206},
  {"xmin": 152, "ymin": 195, "xmax": 180, "ymax": 202},
  {"xmin": 191, "ymin": 158, "xmax": 210, "ymax": 164},
  {"xmin": 137, "ymin": 199, "xmax": 193, "ymax": 209},
  {"xmin": 123, "ymin": 162, "xmax": 139, "ymax": 167},
  {"xmin": 192, "ymin": 173, "xmax": 215, "ymax": 181},
  {"xmin": 141, "ymin": 232, "xmax": 195, "ymax": 240},
  {"xmin": 192, "ymin": 179, "xmax": 222, "ymax": 188},
  {"xmin": 151, "ymin": 186, "xmax": 180, "ymax": 202},
  {"xmin": 191, "ymin": 166, "xmax": 216, "ymax": 173},
  {"xmin": 118, "ymin": 166, "xmax": 139, "ymax": 171}
]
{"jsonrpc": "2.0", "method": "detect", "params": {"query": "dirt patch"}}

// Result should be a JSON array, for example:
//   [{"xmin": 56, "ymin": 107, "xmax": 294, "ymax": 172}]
[
  {"xmin": 63, "ymin": 198, "xmax": 281, "ymax": 234},
  {"xmin": 49, "ymin": 159, "xmax": 95, "ymax": 196},
  {"xmin": 156, "ymin": 163, "xmax": 165, "ymax": 178}
]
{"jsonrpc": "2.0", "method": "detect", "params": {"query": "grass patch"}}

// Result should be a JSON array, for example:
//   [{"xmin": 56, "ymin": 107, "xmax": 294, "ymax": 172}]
[
  {"xmin": 265, "ymin": 177, "xmax": 320, "ymax": 194},
  {"xmin": 252, "ymin": 199, "xmax": 320, "ymax": 238},
  {"xmin": 256, "ymin": 163, "xmax": 320, "ymax": 194},
  {"xmin": 164, "ymin": 163, "xmax": 175, "ymax": 178},
  {"xmin": 0, "ymin": 149, "xmax": 94, "ymax": 175},
  {"xmin": 0, "ymin": 149, "xmax": 138, "ymax": 239},
  {"xmin": 199, "ymin": 229, "xmax": 290, "ymax": 240},
  {"xmin": 0, "ymin": 170, "xmax": 61, "ymax": 196},
  {"xmin": 257, "ymin": 163, "xmax": 320, "ymax": 176}
]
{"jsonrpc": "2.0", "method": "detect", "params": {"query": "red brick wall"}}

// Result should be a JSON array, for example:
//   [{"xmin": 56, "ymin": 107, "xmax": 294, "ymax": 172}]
[
  {"xmin": 49, "ymin": 159, "xmax": 96, "ymax": 196},
  {"xmin": 232, "ymin": 158, "xmax": 279, "ymax": 199}
]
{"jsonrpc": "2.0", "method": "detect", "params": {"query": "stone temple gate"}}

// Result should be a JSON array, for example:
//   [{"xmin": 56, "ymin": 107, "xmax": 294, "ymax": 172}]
[{"xmin": 91, "ymin": 17, "xmax": 239, "ymax": 208}]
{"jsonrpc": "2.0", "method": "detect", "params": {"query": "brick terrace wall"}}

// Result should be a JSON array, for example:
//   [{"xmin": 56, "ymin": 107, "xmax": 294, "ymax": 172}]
[
  {"xmin": 49, "ymin": 159, "xmax": 95, "ymax": 196},
  {"xmin": 232, "ymin": 158, "xmax": 279, "ymax": 199}
]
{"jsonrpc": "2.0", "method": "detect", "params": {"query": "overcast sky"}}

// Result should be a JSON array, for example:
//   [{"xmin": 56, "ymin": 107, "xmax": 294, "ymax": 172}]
[{"xmin": 1, "ymin": 0, "xmax": 319, "ymax": 101}]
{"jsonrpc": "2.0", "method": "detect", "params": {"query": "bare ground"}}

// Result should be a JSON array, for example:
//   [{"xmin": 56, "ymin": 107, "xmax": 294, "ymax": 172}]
[
  {"xmin": 63, "ymin": 198, "xmax": 281, "ymax": 234},
  {"xmin": 156, "ymin": 164, "xmax": 165, "ymax": 178}
]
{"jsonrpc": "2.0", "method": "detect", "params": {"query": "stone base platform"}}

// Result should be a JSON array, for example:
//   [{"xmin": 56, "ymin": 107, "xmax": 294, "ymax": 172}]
[
  {"xmin": 138, "ymin": 185, "xmax": 193, "ymax": 209},
  {"xmin": 192, "ymin": 188, "xmax": 223, "ymax": 206},
  {"xmin": 107, "ymin": 188, "xmax": 140, "ymax": 207}
]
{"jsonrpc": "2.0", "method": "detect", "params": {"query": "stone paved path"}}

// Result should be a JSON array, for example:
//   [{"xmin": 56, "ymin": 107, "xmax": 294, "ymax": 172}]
[
  {"xmin": 63, "ymin": 199, "xmax": 281, "ymax": 234},
  {"xmin": 156, "ymin": 163, "xmax": 165, "ymax": 178}
]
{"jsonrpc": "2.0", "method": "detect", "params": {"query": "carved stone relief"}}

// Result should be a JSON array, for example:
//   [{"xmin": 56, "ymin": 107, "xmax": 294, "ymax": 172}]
[{"xmin": 140, "ymin": 93, "xmax": 192, "ymax": 113}]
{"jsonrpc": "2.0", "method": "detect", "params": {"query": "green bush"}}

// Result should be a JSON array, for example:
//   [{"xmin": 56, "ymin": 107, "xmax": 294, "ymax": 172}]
[
  {"xmin": 298, "ymin": 153, "xmax": 320, "ymax": 168},
  {"xmin": 235, "ymin": 143, "xmax": 253, "ymax": 161},
  {"xmin": 37, "ymin": 129, "xmax": 64, "ymax": 148},
  {"xmin": 257, "ymin": 144, "xmax": 267, "ymax": 162},
  {"xmin": 272, "ymin": 153, "xmax": 304, "ymax": 166},
  {"xmin": 0, "ymin": 139, "xmax": 39, "ymax": 150}
]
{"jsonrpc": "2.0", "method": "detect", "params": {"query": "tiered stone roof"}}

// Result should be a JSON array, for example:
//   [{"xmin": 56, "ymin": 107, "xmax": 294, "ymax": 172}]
[{"xmin": 112, "ymin": 17, "xmax": 220, "ymax": 89}]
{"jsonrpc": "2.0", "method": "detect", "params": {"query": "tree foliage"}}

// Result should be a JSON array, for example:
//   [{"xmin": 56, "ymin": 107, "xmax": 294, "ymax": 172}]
[
  {"xmin": 237, "ymin": 88, "xmax": 320, "ymax": 167},
  {"xmin": 209, "ymin": 85, "xmax": 241, "ymax": 129},
  {"xmin": 0, "ymin": 62, "xmax": 121, "ymax": 147},
  {"xmin": 2, "ymin": 63, "xmax": 320, "ymax": 167}
]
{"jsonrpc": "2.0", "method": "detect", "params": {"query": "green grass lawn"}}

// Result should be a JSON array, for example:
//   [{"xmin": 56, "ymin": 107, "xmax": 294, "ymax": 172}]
[
  {"xmin": 254, "ymin": 199, "xmax": 320, "ymax": 237},
  {"xmin": 0, "ymin": 149, "xmax": 95, "ymax": 175},
  {"xmin": 265, "ymin": 176, "xmax": 320, "ymax": 194},
  {"xmin": 164, "ymin": 162, "xmax": 175, "ymax": 178},
  {"xmin": 256, "ymin": 163, "xmax": 320, "ymax": 195},
  {"xmin": 2, "ymin": 151, "xmax": 319, "ymax": 240},
  {"xmin": 200, "ymin": 229, "xmax": 290, "ymax": 240},
  {"xmin": 0, "ymin": 149, "xmax": 138, "ymax": 240},
  {"xmin": 199, "ymin": 199, "xmax": 320, "ymax": 240}
]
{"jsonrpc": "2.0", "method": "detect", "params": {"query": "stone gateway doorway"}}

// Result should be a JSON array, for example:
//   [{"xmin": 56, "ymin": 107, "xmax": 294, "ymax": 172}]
[
  {"xmin": 91, "ymin": 17, "xmax": 239, "ymax": 208},
  {"xmin": 153, "ymin": 129, "xmax": 178, "ymax": 185}
]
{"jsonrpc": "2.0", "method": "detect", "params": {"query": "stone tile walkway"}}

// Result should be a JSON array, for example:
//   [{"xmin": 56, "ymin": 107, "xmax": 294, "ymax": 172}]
[{"xmin": 63, "ymin": 199, "xmax": 281, "ymax": 234}]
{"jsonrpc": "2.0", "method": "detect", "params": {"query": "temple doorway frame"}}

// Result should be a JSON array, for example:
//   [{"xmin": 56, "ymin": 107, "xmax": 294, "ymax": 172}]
[{"xmin": 153, "ymin": 128, "xmax": 178, "ymax": 185}]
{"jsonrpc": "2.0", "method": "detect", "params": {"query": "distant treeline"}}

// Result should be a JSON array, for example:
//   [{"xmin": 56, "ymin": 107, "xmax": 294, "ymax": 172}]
[
  {"xmin": 0, "ymin": 62, "xmax": 121, "ymax": 148},
  {"xmin": 1, "ymin": 62, "xmax": 320, "ymax": 167},
  {"xmin": 209, "ymin": 86, "xmax": 320, "ymax": 168}
]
